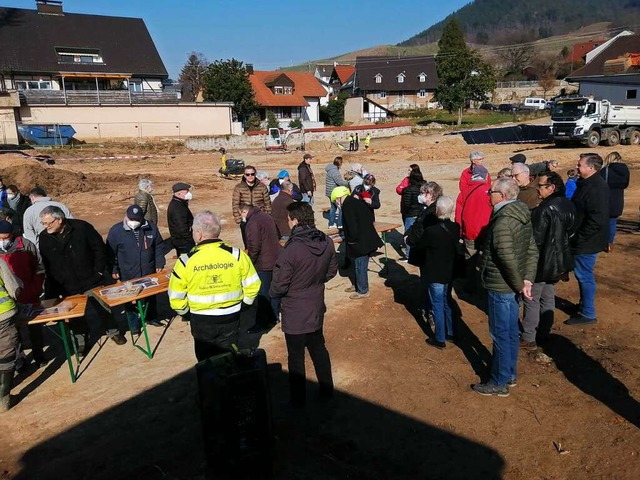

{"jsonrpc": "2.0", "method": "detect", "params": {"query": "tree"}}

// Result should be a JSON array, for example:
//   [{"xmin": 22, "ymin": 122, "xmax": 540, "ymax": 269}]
[
  {"xmin": 202, "ymin": 59, "xmax": 258, "ymax": 124},
  {"xmin": 288, "ymin": 117, "xmax": 303, "ymax": 129},
  {"xmin": 436, "ymin": 19, "xmax": 496, "ymax": 126},
  {"xmin": 266, "ymin": 111, "xmax": 279, "ymax": 129},
  {"xmin": 319, "ymin": 93, "xmax": 348, "ymax": 126},
  {"xmin": 179, "ymin": 52, "xmax": 209, "ymax": 102},
  {"xmin": 499, "ymin": 44, "xmax": 534, "ymax": 79},
  {"xmin": 532, "ymin": 53, "xmax": 559, "ymax": 98}
]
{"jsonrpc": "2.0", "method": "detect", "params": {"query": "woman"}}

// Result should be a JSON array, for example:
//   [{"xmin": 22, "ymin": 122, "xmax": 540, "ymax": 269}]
[
  {"xmin": 416, "ymin": 196, "xmax": 459, "ymax": 349},
  {"xmin": 600, "ymin": 151, "xmax": 630, "ymax": 252},
  {"xmin": 396, "ymin": 164, "xmax": 422, "ymax": 216},
  {"xmin": 324, "ymin": 156, "xmax": 349, "ymax": 228},
  {"xmin": 352, "ymin": 174, "xmax": 381, "ymax": 219},
  {"xmin": 4, "ymin": 185, "xmax": 31, "ymax": 235},
  {"xmin": 400, "ymin": 169, "xmax": 425, "ymax": 260}
]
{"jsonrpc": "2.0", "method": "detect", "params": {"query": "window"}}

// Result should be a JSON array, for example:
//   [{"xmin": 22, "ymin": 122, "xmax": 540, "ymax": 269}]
[
  {"xmin": 378, "ymin": 91, "xmax": 387, "ymax": 99},
  {"xmin": 418, "ymin": 89, "xmax": 427, "ymax": 98},
  {"xmin": 375, "ymin": 74, "xmax": 382, "ymax": 84},
  {"xmin": 284, "ymin": 86, "xmax": 293, "ymax": 95},
  {"xmin": 418, "ymin": 73, "xmax": 427, "ymax": 82},
  {"xmin": 397, "ymin": 73, "xmax": 405, "ymax": 83},
  {"xmin": 129, "ymin": 80, "xmax": 143, "ymax": 92},
  {"xmin": 274, "ymin": 86, "xmax": 284, "ymax": 95},
  {"xmin": 627, "ymin": 89, "xmax": 637, "ymax": 99},
  {"xmin": 56, "ymin": 48, "xmax": 104, "ymax": 64},
  {"xmin": 15, "ymin": 80, "xmax": 52, "ymax": 90}
]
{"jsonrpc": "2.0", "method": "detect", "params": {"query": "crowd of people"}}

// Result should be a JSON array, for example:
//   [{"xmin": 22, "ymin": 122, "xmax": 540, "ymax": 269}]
[{"xmin": 0, "ymin": 146, "xmax": 633, "ymax": 411}]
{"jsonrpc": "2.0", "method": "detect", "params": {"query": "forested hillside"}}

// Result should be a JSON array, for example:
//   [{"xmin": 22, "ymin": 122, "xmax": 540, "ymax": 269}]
[{"xmin": 400, "ymin": 0, "xmax": 640, "ymax": 46}]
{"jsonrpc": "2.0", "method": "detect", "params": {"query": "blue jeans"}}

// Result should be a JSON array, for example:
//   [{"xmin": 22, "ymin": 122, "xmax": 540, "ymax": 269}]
[
  {"xmin": 354, "ymin": 255, "xmax": 369, "ymax": 294},
  {"xmin": 608, "ymin": 217, "xmax": 617, "ymax": 244},
  {"xmin": 427, "ymin": 283, "xmax": 453, "ymax": 343},
  {"xmin": 403, "ymin": 216, "xmax": 417, "ymax": 258},
  {"xmin": 301, "ymin": 193, "xmax": 314, "ymax": 205},
  {"xmin": 329, "ymin": 200, "xmax": 342, "ymax": 227},
  {"xmin": 257, "ymin": 270, "xmax": 280, "ymax": 323},
  {"xmin": 574, "ymin": 253, "xmax": 598, "ymax": 319},
  {"xmin": 487, "ymin": 291, "xmax": 520, "ymax": 387}
]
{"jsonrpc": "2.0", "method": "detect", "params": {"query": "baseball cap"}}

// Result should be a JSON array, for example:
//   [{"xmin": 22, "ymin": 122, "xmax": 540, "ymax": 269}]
[{"xmin": 126, "ymin": 205, "xmax": 145, "ymax": 222}]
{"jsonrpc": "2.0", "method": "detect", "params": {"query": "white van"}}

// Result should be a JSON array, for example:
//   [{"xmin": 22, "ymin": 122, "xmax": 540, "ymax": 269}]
[{"xmin": 523, "ymin": 97, "xmax": 547, "ymax": 110}]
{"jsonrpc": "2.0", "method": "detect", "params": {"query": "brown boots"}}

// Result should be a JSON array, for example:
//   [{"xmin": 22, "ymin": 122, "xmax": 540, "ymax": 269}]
[{"xmin": 0, "ymin": 370, "xmax": 14, "ymax": 412}]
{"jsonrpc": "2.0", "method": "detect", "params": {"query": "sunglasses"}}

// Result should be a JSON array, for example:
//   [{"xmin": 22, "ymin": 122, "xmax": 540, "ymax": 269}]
[{"xmin": 244, "ymin": 172, "xmax": 256, "ymax": 177}]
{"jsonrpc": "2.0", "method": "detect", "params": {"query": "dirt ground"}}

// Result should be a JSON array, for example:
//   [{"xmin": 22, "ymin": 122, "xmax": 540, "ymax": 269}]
[{"xmin": 1, "ymin": 129, "xmax": 639, "ymax": 480}]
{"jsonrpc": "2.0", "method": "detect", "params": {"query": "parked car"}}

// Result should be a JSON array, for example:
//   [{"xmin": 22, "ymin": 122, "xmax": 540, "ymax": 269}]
[
  {"xmin": 479, "ymin": 103, "xmax": 497, "ymax": 111},
  {"xmin": 498, "ymin": 103, "xmax": 518, "ymax": 112},
  {"xmin": 523, "ymin": 97, "xmax": 547, "ymax": 110}
]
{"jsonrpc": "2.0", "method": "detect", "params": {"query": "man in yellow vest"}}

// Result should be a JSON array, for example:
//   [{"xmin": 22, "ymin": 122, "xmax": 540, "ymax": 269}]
[
  {"xmin": 0, "ymin": 257, "xmax": 21, "ymax": 412},
  {"xmin": 168, "ymin": 211, "xmax": 261, "ymax": 361}
]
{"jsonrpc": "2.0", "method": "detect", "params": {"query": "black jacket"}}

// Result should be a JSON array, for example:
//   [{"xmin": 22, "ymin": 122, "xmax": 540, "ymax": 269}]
[
  {"xmin": 39, "ymin": 219, "xmax": 107, "ymax": 297},
  {"xmin": 341, "ymin": 195, "xmax": 383, "ymax": 258},
  {"xmin": 106, "ymin": 220, "xmax": 166, "ymax": 281},
  {"xmin": 7, "ymin": 193, "xmax": 31, "ymax": 235},
  {"xmin": 167, "ymin": 196, "xmax": 194, "ymax": 249},
  {"xmin": 571, "ymin": 173, "xmax": 610, "ymax": 254},
  {"xmin": 351, "ymin": 184, "xmax": 381, "ymax": 219},
  {"xmin": 405, "ymin": 202, "xmax": 437, "ymax": 265},
  {"xmin": 419, "ymin": 219, "xmax": 461, "ymax": 284},
  {"xmin": 269, "ymin": 225, "xmax": 338, "ymax": 335},
  {"xmin": 600, "ymin": 163, "xmax": 630, "ymax": 218},
  {"xmin": 401, "ymin": 184, "xmax": 423, "ymax": 218},
  {"xmin": 531, "ymin": 194, "xmax": 577, "ymax": 283}
]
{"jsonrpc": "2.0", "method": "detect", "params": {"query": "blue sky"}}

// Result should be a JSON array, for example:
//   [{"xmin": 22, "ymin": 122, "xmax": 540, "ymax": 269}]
[{"xmin": 3, "ymin": 0, "xmax": 470, "ymax": 78}]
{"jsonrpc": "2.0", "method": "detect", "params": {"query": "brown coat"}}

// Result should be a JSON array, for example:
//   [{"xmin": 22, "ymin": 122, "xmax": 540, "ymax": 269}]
[
  {"xmin": 517, "ymin": 179, "xmax": 541, "ymax": 210},
  {"xmin": 297, "ymin": 160, "xmax": 316, "ymax": 195},
  {"xmin": 271, "ymin": 191, "xmax": 295, "ymax": 238},
  {"xmin": 244, "ymin": 207, "xmax": 281, "ymax": 271},
  {"xmin": 232, "ymin": 180, "xmax": 271, "ymax": 224}
]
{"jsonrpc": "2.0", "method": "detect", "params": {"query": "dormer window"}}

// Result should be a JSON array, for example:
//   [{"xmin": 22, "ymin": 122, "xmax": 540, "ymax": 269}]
[
  {"xmin": 418, "ymin": 72, "xmax": 427, "ymax": 82},
  {"xmin": 284, "ymin": 86, "xmax": 293, "ymax": 95},
  {"xmin": 274, "ymin": 86, "xmax": 283, "ymax": 95},
  {"xmin": 56, "ymin": 47, "xmax": 104, "ymax": 64},
  {"xmin": 397, "ymin": 73, "xmax": 406, "ymax": 83},
  {"xmin": 374, "ymin": 74, "xmax": 383, "ymax": 84}
]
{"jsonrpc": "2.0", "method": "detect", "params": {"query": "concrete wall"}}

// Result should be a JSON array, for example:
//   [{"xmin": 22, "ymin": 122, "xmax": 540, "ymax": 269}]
[
  {"xmin": 304, "ymin": 97, "xmax": 320, "ymax": 122},
  {"xmin": 185, "ymin": 124, "xmax": 412, "ymax": 151},
  {"xmin": 17, "ymin": 103, "xmax": 233, "ymax": 139},
  {"xmin": 492, "ymin": 81, "xmax": 578, "ymax": 104},
  {"xmin": 0, "ymin": 91, "xmax": 20, "ymax": 144}
]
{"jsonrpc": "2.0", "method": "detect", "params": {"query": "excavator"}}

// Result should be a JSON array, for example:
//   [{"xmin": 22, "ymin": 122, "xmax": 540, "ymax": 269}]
[{"xmin": 265, "ymin": 127, "xmax": 305, "ymax": 151}]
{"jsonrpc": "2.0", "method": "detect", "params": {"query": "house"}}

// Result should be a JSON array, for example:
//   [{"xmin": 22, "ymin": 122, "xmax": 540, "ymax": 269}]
[
  {"xmin": 0, "ymin": 1, "xmax": 235, "ymax": 140},
  {"xmin": 313, "ymin": 64, "xmax": 334, "ymax": 106},
  {"xmin": 568, "ymin": 34, "xmax": 640, "ymax": 106},
  {"xmin": 329, "ymin": 65, "xmax": 356, "ymax": 95},
  {"xmin": 249, "ymin": 70, "xmax": 327, "ymax": 128},
  {"xmin": 353, "ymin": 55, "xmax": 438, "ymax": 110},
  {"xmin": 570, "ymin": 39, "xmax": 606, "ymax": 64},
  {"xmin": 585, "ymin": 31, "xmax": 635, "ymax": 65}
]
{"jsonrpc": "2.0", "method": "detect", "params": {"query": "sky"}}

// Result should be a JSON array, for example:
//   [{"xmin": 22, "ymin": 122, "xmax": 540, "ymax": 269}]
[{"xmin": 2, "ymin": 0, "xmax": 470, "ymax": 78}]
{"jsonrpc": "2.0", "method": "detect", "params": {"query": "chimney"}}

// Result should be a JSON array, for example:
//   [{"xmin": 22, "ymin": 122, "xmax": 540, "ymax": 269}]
[
  {"xmin": 246, "ymin": 64, "xmax": 254, "ymax": 75},
  {"xmin": 36, "ymin": 0, "xmax": 64, "ymax": 15}
]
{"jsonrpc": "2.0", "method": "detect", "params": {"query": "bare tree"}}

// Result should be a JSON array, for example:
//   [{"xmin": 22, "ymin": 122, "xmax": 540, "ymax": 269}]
[
  {"xmin": 532, "ymin": 53, "xmax": 559, "ymax": 98},
  {"xmin": 179, "ymin": 52, "xmax": 210, "ymax": 102},
  {"xmin": 499, "ymin": 44, "xmax": 534, "ymax": 78}
]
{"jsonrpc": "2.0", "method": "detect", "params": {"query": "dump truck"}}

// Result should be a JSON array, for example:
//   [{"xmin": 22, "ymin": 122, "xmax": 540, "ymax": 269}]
[{"xmin": 550, "ymin": 96, "xmax": 640, "ymax": 147}]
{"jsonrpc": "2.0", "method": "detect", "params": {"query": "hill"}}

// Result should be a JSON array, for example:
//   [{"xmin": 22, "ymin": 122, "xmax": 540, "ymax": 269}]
[{"xmin": 400, "ymin": 0, "xmax": 640, "ymax": 46}]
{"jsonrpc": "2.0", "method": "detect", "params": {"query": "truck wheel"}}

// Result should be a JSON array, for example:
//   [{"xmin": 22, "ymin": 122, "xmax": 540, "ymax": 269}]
[
  {"xmin": 605, "ymin": 129, "xmax": 620, "ymax": 147},
  {"xmin": 629, "ymin": 129, "xmax": 640, "ymax": 145},
  {"xmin": 586, "ymin": 130, "xmax": 601, "ymax": 148}
]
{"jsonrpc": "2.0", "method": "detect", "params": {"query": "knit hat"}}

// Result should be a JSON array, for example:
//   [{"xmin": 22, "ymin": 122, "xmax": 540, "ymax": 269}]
[
  {"xmin": 330, "ymin": 186, "xmax": 350, "ymax": 203},
  {"xmin": 126, "ymin": 205, "xmax": 145, "ymax": 222},
  {"xmin": 0, "ymin": 220, "xmax": 13, "ymax": 234},
  {"xmin": 509, "ymin": 153, "xmax": 527, "ymax": 164},
  {"xmin": 277, "ymin": 170, "xmax": 290, "ymax": 179}
]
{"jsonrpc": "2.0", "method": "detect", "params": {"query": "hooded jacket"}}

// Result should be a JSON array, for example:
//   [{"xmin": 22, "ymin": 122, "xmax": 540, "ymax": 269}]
[
  {"xmin": 455, "ymin": 177, "xmax": 492, "ymax": 241},
  {"xmin": 6, "ymin": 193, "xmax": 31, "ymax": 235},
  {"xmin": 600, "ymin": 162, "xmax": 630, "ymax": 218},
  {"xmin": 531, "ymin": 194, "xmax": 577, "ymax": 283},
  {"xmin": 106, "ymin": 219, "xmax": 166, "ymax": 281},
  {"xmin": 244, "ymin": 207, "xmax": 282, "ymax": 271},
  {"xmin": 571, "ymin": 173, "xmax": 609, "ymax": 254},
  {"xmin": 232, "ymin": 178, "xmax": 271, "ymax": 224},
  {"xmin": 269, "ymin": 225, "xmax": 338, "ymax": 335},
  {"xmin": 479, "ymin": 200, "xmax": 538, "ymax": 293},
  {"xmin": 324, "ymin": 163, "xmax": 349, "ymax": 198},
  {"xmin": 341, "ymin": 195, "xmax": 383, "ymax": 258},
  {"xmin": 167, "ymin": 196, "xmax": 194, "ymax": 250},
  {"xmin": 0, "ymin": 235, "xmax": 43, "ymax": 303}
]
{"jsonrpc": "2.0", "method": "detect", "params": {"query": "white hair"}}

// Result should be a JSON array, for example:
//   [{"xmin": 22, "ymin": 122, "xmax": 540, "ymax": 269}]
[
  {"xmin": 493, "ymin": 178, "xmax": 520, "ymax": 200},
  {"xmin": 138, "ymin": 178, "xmax": 153, "ymax": 191},
  {"xmin": 256, "ymin": 171, "xmax": 269, "ymax": 181},
  {"xmin": 511, "ymin": 163, "xmax": 530, "ymax": 175},
  {"xmin": 470, "ymin": 150, "xmax": 485, "ymax": 161},
  {"xmin": 192, "ymin": 211, "xmax": 221, "ymax": 239},
  {"xmin": 435, "ymin": 196, "xmax": 455, "ymax": 220},
  {"xmin": 39, "ymin": 205, "xmax": 66, "ymax": 220}
]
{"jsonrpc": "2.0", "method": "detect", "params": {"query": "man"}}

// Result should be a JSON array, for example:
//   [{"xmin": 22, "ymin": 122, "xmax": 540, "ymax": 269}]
[
  {"xmin": 0, "ymin": 257, "xmax": 21, "ymax": 412},
  {"xmin": 297, "ymin": 153, "xmax": 316, "ymax": 204},
  {"xmin": 39, "ymin": 206, "xmax": 127, "ymax": 353},
  {"xmin": 0, "ymin": 220, "xmax": 47, "ymax": 368},
  {"xmin": 107, "ymin": 205, "xmax": 166, "ymax": 329},
  {"xmin": 348, "ymin": 133, "xmax": 354, "ymax": 151},
  {"xmin": 270, "ymin": 200, "xmax": 338, "ymax": 406},
  {"xmin": 168, "ymin": 211, "xmax": 261, "ymax": 361},
  {"xmin": 475, "ymin": 178, "xmax": 538, "ymax": 397},
  {"xmin": 566, "ymin": 153, "xmax": 609, "ymax": 326},
  {"xmin": 335, "ymin": 186, "xmax": 383, "ymax": 299},
  {"xmin": 528, "ymin": 159, "xmax": 559, "ymax": 177},
  {"xmin": 325, "ymin": 156, "xmax": 349, "ymax": 228},
  {"xmin": 231, "ymin": 165, "xmax": 271, "ymax": 226},
  {"xmin": 4, "ymin": 185, "xmax": 31, "ymax": 235},
  {"xmin": 133, "ymin": 179, "xmax": 158, "ymax": 226},
  {"xmin": 268, "ymin": 170, "xmax": 302, "ymax": 201},
  {"xmin": 509, "ymin": 153, "xmax": 527, "ymax": 165},
  {"xmin": 364, "ymin": 133, "xmax": 371, "ymax": 151},
  {"xmin": 271, "ymin": 181, "xmax": 296, "ymax": 240},
  {"xmin": 521, "ymin": 172, "xmax": 576, "ymax": 349},
  {"xmin": 22, "ymin": 187, "xmax": 73, "ymax": 247},
  {"xmin": 239, "ymin": 203, "xmax": 282, "ymax": 331},
  {"xmin": 167, "ymin": 182, "xmax": 194, "ymax": 256},
  {"xmin": 511, "ymin": 163, "xmax": 540, "ymax": 209}
]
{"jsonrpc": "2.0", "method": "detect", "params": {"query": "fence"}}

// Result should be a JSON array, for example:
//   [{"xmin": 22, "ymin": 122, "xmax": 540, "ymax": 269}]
[{"xmin": 20, "ymin": 89, "xmax": 180, "ymax": 106}]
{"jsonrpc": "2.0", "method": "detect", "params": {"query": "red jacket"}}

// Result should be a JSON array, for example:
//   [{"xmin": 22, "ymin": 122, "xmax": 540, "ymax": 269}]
[
  {"xmin": 455, "ymin": 168, "xmax": 492, "ymax": 241},
  {"xmin": 0, "ymin": 236, "xmax": 43, "ymax": 303}
]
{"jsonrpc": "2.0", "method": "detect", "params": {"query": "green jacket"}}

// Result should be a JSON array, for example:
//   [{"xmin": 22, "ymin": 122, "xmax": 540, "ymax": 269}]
[{"xmin": 479, "ymin": 200, "xmax": 538, "ymax": 293}]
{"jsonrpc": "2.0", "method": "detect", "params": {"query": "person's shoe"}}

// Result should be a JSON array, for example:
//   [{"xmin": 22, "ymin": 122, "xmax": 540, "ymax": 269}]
[
  {"xmin": 445, "ymin": 334, "xmax": 456, "ymax": 342},
  {"xmin": 349, "ymin": 292, "xmax": 370, "ymax": 300},
  {"xmin": 344, "ymin": 286, "xmax": 356, "ymax": 293},
  {"xmin": 472, "ymin": 382, "xmax": 510, "ymax": 397},
  {"xmin": 146, "ymin": 319, "xmax": 165, "ymax": 328},
  {"xmin": 564, "ymin": 314, "xmax": 597, "ymax": 326},
  {"xmin": 328, "ymin": 224, "xmax": 337, "ymax": 229},
  {"xmin": 507, "ymin": 378, "xmax": 517, "ymax": 388},
  {"xmin": 426, "ymin": 338, "xmax": 446, "ymax": 350},
  {"xmin": 519, "ymin": 339, "xmax": 538, "ymax": 351},
  {"xmin": 33, "ymin": 355, "xmax": 49, "ymax": 369},
  {"xmin": 0, "ymin": 371, "xmax": 14, "ymax": 413},
  {"xmin": 110, "ymin": 334, "xmax": 127, "ymax": 346}
]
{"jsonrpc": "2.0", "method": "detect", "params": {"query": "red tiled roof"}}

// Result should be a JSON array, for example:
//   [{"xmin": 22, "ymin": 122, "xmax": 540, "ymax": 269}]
[
  {"xmin": 249, "ymin": 71, "xmax": 326, "ymax": 107},
  {"xmin": 334, "ymin": 65, "xmax": 355, "ymax": 84}
]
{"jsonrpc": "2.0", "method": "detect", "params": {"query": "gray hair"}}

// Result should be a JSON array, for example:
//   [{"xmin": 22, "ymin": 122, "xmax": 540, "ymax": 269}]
[
  {"xmin": 256, "ymin": 171, "xmax": 269, "ymax": 181},
  {"xmin": 138, "ymin": 178, "xmax": 153, "ymax": 191},
  {"xmin": 281, "ymin": 180, "xmax": 294, "ymax": 192},
  {"xmin": 497, "ymin": 167, "xmax": 512, "ymax": 178},
  {"xmin": 469, "ymin": 150, "xmax": 485, "ymax": 161},
  {"xmin": 192, "ymin": 211, "xmax": 221, "ymax": 239},
  {"xmin": 39, "ymin": 205, "xmax": 66, "ymax": 220},
  {"xmin": 351, "ymin": 163, "xmax": 362, "ymax": 172},
  {"xmin": 492, "ymin": 178, "xmax": 520, "ymax": 200},
  {"xmin": 548, "ymin": 159, "xmax": 559, "ymax": 167},
  {"xmin": 511, "ymin": 163, "xmax": 530, "ymax": 175},
  {"xmin": 420, "ymin": 181, "xmax": 443, "ymax": 199},
  {"xmin": 435, "ymin": 196, "xmax": 455, "ymax": 220}
]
